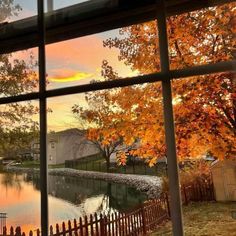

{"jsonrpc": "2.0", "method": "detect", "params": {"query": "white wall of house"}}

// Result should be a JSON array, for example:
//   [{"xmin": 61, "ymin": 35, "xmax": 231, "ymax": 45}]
[{"xmin": 47, "ymin": 129, "xmax": 100, "ymax": 165}]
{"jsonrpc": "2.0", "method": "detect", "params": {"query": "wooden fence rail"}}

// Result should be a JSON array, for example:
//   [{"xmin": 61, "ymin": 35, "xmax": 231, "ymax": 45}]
[{"xmin": 1, "ymin": 175, "xmax": 215, "ymax": 236}]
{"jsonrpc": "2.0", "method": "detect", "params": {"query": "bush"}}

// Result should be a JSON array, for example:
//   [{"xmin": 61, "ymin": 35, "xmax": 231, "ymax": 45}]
[{"xmin": 161, "ymin": 160, "xmax": 211, "ymax": 192}]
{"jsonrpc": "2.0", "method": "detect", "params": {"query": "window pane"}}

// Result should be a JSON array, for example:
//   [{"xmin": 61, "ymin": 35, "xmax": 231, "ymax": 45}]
[
  {"xmin": 167, "ymin": 2, "xmax": 235, "ymax": 70},
  {"xmin": 0, "ymin": 48, "xmax": 38, "ymax": 98},
  {"xmin": 0, "ymin": 0, "xmax": 37, "ymax": 22},
  {"xmin": 46, "ymin": 82, "xmax": 166, "ymax": 226},
  {"xmin": 0, "ymin": 100, "xmax": 40, "ymax": 234},
  {"xmin": 52, "ymin": 0, "xmax": 90, "ymax": 11},
  {"xmin": 172, "ymin": 71, "xmax": 235, "ymax": 160},
  {"xmin": 46, "ymin": 21, "xmax": 160, "ymax": 90}
]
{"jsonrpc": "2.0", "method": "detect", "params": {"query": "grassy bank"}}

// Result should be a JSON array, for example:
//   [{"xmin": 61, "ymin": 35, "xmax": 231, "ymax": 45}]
[
  {"xmin": 152, "ymin": 202, "xmax": 236, "ymax": 236},
  {"xmin": 16, "ymin": 161, "xmax": 65, "ymax": 169}
]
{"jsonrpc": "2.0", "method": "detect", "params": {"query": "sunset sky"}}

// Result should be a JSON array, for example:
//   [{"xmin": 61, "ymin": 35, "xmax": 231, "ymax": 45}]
[{"xmin": 11, "ymin": 0, "xmax": 138, "ymax": 131}]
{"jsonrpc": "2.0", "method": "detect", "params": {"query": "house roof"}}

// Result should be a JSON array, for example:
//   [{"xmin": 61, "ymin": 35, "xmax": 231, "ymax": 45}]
[{"xmin": 48, "ymin": 128, "xmax": 86, "ymax": 138}]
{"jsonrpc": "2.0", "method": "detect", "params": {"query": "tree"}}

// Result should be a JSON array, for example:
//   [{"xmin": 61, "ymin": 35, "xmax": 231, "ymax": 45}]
[
  {"xmin": 72, "ymin": 70, "xmax": 127, "ymax": 172},
  {"xmin": 102, "ymin": 2, "xmax": 236, "ymax": 163},
  {"xmin": 74, "ymin": 3, "xmax": 235, "ymax": 166},
  {"xmin": 0, "ymin": 1, "xmax": 39, "ymax": 158},
  {"xmin": 0, "ymin": 0, "xmax": 22, "ymax": 23}
]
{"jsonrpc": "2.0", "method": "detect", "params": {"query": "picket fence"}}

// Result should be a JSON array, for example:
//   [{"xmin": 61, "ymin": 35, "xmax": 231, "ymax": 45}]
[
  {"xmin": 181, "ymin": 175, "xmax": 215, "ymax": 205},
  {"xmin": 1, "ymin": 197, "xmax": 169, "ymax": 236}
]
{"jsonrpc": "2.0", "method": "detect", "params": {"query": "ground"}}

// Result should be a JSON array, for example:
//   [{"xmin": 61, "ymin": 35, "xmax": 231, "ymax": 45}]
[{"xmin": 151, "ymin": 202, "xmax": 236, "ymax": 236}]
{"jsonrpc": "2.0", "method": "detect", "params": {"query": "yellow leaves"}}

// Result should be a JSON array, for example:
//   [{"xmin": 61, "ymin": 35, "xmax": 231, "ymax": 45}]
[{"xmin": 148, "ymin": 158, "xmax": 157, "ymax": 167}]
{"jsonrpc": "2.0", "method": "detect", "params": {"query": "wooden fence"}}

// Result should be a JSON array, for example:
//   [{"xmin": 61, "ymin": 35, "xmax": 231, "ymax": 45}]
[
  {"xmin": 181, "ymin": 175, "xmax": 215, "ymax": 205},
  {"xmin": 1, "ymin": 197, "xmax": 169, "ymax": 236},
  {"xmin": 1, "ymin": 175, "xmax": 215, "ymax": 236}
]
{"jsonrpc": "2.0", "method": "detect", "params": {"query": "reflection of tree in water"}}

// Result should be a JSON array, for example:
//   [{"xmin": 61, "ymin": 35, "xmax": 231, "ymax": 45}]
[{"xmin": 1, "ymin": 172, "xmax": 22, "ymax": 193}]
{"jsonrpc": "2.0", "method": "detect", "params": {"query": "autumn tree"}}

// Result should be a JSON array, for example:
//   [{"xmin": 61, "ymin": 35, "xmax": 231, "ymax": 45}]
[
  {"xmin": 102, "ymin": 2, "xmax": 236, "ymax": 162},
  {"xmin": 72, "ymin": 66, "xmax": 128, "ymax": 172},
  {"xmin": 73, "ymin": 3, "xmax": 235, "ymax": 166},
  {"xmin": 0, "ymin": 1, "xmax": 39, "ymax": 158}
]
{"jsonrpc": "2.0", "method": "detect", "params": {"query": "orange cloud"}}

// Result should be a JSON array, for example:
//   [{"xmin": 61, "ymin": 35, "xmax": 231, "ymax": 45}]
[{"xmin": 48, "ymin": 69, "xmax": 93, "ymax": 82}]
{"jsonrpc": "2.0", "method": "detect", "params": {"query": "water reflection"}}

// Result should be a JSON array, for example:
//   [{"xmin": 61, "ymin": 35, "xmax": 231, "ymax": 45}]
[{"xmin": 0, "ymin": 172, "xmax": 146, "ymax": 232}]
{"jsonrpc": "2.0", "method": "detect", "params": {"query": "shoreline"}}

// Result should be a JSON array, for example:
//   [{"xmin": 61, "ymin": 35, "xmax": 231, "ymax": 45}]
[{"xmin": 6, "ymin": 166, "xmax": 162, "ymax": 199}]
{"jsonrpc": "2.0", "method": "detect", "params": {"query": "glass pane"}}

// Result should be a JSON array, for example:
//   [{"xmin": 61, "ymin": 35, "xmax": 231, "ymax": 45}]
[
  {"xmin": 45, "ymin": 21, "xmax": 160, "ymax": 90},
  {"xmin": 0, "ymin": 48, "xmax": 38, "ymax": 98},
  {"xmin": 52, "ymin": 0, "xmax": 90, "ymax": 11},
  {"xmin": 0, "ymin": 0, "xmax": 37, "ymax": 22},
  {"xmin": 47, "ymin": 82, "xmax": 166, "ymax": 228},
  {"xmin": 171, "ymin": 71, "xmax": 235, "ymax": 233},
  {"xmin": 168, "ymin": 2, "xmax": 235, "ymax": 69},
  {"xmin": 172, "ymin": 71, "xmax": 235, "ymax": 161},
  {"xmin": 0, "ymin": 100, "xmax": 40, "ymax": 235}
]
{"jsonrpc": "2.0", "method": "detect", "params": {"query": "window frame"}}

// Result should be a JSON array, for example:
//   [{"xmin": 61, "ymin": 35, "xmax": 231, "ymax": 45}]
[{"xmin": 0, "ymin": 1, "xmax": 235, "ymax": 236}]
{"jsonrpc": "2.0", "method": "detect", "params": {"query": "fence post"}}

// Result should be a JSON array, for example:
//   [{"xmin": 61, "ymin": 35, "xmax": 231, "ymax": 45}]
[
  {"xmin": 141, "ymin": 206, "xmax": 147, "ymax": 235},
  {"xmin": 84, "ymin": 216, "xmax": 89, "ymax": 236},
  {"xmin": 100, "ymin": 214, "xmax": 105, "ymax": 236},
  {"xmin": 49, "ymin": 226, "xmax": 53, "ymax": 236},
  {"xmin": 10, "ymin": 227, "xmax": 14, "ymax": 236},
  {"xmin": 15, "ymin": 227, "xmax": 21, "ymax": 236},
  {"xmin": 3, "ymin": 226, "xmax": 6, "ymax": 236},
  {"xmin": 79, "ymin": 217, "xmax": 83, "ymax": 236}
]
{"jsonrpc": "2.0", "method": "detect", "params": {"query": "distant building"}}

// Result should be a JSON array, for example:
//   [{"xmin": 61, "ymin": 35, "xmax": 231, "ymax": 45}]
[{"xmin": 31, "ymin": 128, "xmax": 100, "ymax": 165}]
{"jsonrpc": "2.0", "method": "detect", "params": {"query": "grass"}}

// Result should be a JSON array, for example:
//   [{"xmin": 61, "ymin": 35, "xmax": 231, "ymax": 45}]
[
  {"xmin": 151, "ymin": 202, "xmax": 236, "ymax": 236},
  {"xmin": 17, "ymin": 160, "xmax": 65, "ymax": 169}
]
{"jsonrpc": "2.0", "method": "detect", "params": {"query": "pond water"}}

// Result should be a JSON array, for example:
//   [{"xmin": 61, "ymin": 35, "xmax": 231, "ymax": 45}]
[{"xmin": 0, "ymin": 171, "xmax": 147, "ymax": 233}]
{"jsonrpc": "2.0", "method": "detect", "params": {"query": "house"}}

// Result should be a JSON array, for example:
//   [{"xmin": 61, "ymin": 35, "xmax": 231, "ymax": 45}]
[
  {"xmin": 211, "ymin": 159, "xmax": 236, "ymax": 201},
  {"xmin": 31, "ymin": 128, "xmax": 100, "ymax": 165}
]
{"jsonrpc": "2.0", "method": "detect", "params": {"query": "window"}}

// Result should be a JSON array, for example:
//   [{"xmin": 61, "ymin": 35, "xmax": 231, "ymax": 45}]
[
  {"xmin": 50, "ymin": 142, "xmax": 55, "ymax": 149},
  {"xmin": 0, "ymin": 1, "xmax": 234, "ymax": 236}
]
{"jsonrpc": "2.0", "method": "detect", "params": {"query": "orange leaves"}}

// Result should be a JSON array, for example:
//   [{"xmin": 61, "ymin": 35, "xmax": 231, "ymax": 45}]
[
  {"xmin": 71, "ymin": 3, "xmax": 235, "ymax": 166},
  {"xmin": 116, "ymin": 151, "xmax": 127, "ymax": 166}
]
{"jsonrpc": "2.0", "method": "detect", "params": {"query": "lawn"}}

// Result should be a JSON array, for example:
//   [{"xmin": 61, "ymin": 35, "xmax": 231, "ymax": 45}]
[
  {"xmin": 18, "ymin": 160, "xmax": 65, "ymax": 169},
  {"xmin": 152, "ymin": 202, "xmax": 236, "ymax": 236}
]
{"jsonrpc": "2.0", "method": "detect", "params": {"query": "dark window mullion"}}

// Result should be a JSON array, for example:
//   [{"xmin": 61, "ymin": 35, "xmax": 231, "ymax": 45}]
[
  {"xmin": 38, "ymin": 0, "xmax": 48, "ymax": 235},
  {"xmin": 0, "ymin": 60, "xmax": 234, "ymax": 106},
  {"xmin": 156, "ymin": 0, "xmax": 184, "ymax": 235}
]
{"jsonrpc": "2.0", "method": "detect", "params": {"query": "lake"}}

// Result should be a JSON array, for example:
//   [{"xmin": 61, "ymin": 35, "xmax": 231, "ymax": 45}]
[{"xmin": 0, "ymin": 171, "xmax": 147, "ymax": 233}]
